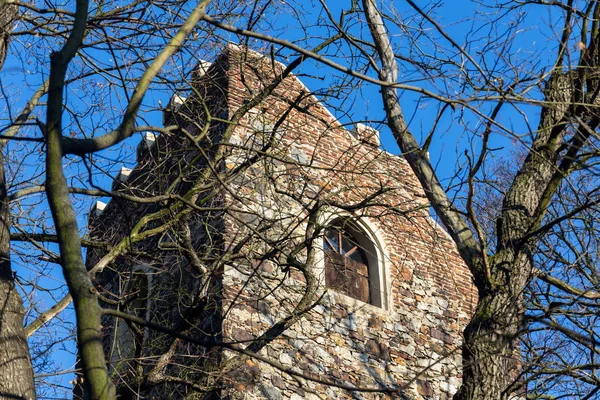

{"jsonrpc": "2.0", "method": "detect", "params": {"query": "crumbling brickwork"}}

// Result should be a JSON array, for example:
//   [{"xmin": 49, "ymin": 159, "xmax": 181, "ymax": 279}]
[{"xmin": 87, "ymin": 45, "xmax": 477, "ymax": 400}]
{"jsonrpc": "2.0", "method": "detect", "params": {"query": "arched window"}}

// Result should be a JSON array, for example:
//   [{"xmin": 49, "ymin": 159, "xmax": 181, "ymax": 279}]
[{"xmin": 323, "ymin": 219, "xmax": 381, "ymax": 305}]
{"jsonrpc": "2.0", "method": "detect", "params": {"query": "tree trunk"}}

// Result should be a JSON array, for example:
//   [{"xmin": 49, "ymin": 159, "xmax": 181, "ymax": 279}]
[
  {"xmin": 454, "ymin": 253, "xmax": 528, "ymax": 400},
  {"xmin": 0, "ymin": 3, "xmax": 36, "ymax": 399},
  {"xmin": 0, "ymin": 152, "xmax": 36, "ymax": 400}
]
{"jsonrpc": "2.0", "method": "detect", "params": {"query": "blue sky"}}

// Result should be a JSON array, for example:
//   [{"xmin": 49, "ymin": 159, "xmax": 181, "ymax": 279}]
[{"xmin": 0, "ymin": 0, "xmax": 574, "ymax": 397}]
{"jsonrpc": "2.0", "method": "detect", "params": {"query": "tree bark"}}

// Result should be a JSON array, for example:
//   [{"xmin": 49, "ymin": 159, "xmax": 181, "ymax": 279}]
[
  {"xmin": 453, "ymin": 253, "xmax": 528, "ymax": 400},
  {"xmin": 0, "ymin": 152, "xmax": 36, "ymax": 400},
  {"xmin": 0, "ymin": 3, "xmax": 36, "ymax": 399},
  {"xmin": 453, "ymin": 72, "xmax": 574, "ymax": 399}
]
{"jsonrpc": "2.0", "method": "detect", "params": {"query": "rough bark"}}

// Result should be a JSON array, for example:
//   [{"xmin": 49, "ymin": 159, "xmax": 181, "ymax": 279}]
[
  {"xmin": 453, "ymin": 253, "xmax": 529, "ymax": 399},
  {"xmin": 454, "ymin": 51, "xmax": 587, "ymax": 399},
  {"xmin": 0, "ymin": 2, "xmax": 16, "ymax": 67},
  {"xmin": 0, "ymin": 3, "xmax": 36, "ymax": 399},
  {"xmin": 0, "ymin": 155, "xmax": 35, "ymax": 400}
]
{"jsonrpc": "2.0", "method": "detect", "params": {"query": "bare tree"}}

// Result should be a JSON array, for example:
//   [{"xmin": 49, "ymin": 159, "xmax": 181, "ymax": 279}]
[
  {"xmin": 0, "ymin": 2, "xmax": 36, "ymax": 398},
  {"xmin": 6, "ymin": 1, "xmax": 600, "ymax": 399},
  {"xmin": 360, "ymin": 0, "xmax": 600, "ymax": 398}
]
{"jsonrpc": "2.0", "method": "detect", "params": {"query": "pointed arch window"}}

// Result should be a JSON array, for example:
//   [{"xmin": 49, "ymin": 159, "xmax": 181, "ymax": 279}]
[{"xmin": 323, "ymin": 223, "xmax": 372, "ymax": 304}]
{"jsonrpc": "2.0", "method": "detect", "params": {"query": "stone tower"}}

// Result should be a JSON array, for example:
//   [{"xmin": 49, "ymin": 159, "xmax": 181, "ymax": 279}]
[{"xmin": 85, "ymin": 45, "xmax": 476, "ymax": 400}]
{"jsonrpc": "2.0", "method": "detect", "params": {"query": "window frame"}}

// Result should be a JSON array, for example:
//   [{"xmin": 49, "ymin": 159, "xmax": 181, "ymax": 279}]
[
  {"xmin": 323, "ymin": 226, "xmax": 371, "ymax": 303},
  {"xmin": 317, "ymin": 213, "xmax": 390, "ymax": 310}
]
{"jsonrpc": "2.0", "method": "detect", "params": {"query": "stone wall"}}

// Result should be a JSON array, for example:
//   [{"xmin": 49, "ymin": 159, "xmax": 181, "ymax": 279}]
[
  {"xmin": 215, "ymin": 46, "xmax": 476, "ymax": 399},
  {"xmin": 86, "ymin": 45, "xmax": 477, "ymax": 399}
]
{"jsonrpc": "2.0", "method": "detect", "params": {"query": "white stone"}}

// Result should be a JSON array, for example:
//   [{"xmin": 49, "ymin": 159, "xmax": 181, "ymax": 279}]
[
  {"xmin": 279, "ymin": 353, "xmax": 293, "ymax": 366},
  {"xmin": 259, "ymin": 313, "xmax": 275, "ymax": 325},
  {"xmin": 91, "ymin": 200, "xmax": 107, "ymax": 217},
  {"xmin": 196, "ymin": 60, "xmax": 212, "ymax": 77},
  {"xmin": 312, "ymin": 305, "xmax": 326, "ymax": 314},
  {"xmin": 409, "ymin": 318, "xmax": 421, "ymax": 331},
  {"xmin": 291, "ymin": 339, "xmax": 305, "ymax": 350},
  {"xmin": 403, "ymin": 344, "xmax": 416, "ymax": 356},
  {"xmin": 136, "ymin": 131, "xmax": 157, "ymax": 160},
  {"xmin": 314, "ymin": 346, "xmax": 333, "ymax": 363},
  {"xmin": 437, "ymin": 298, "xmax": 449, "ymax": 310},
  {"xmin": 347, "ymin": 313, "xmax": 358, "ymax": 331},
  {"xmin": 351, "ymin": 123, "xmax": 380, "ymax": 147},
  {"xmin": 116, "ymin": 166, "xmax": 132, "ymax": 182}
]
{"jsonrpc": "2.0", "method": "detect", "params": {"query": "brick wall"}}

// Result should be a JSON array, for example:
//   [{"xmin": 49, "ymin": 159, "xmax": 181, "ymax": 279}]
[
  {"xmin": 216, "ymin": 46, "xmax": 476, "ymax": 399},
  {"xmin": 87, "ymin": 45, "xmax": 477, "ymax": 400}
]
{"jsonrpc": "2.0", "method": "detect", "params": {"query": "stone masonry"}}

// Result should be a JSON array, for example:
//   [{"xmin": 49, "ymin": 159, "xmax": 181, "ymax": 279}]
[{"xmin": 86, "ymin": 45, "xmax": 477, "ymax": 400}]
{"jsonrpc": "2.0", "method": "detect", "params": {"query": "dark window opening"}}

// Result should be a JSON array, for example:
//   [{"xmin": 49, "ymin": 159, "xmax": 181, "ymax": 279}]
[{"xmin": 324, "ymin": 225, "xmax": 371, "ymax": 303}]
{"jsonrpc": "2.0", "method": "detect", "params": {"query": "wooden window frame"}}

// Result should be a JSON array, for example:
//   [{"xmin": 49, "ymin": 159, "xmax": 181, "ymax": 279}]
[{"xmin": 324, "ymin": 227, "xmax": 371, "ymax": 304}]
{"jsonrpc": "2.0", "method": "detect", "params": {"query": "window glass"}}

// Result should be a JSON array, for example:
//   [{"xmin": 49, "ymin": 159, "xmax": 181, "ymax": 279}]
[
  {"xmin": 346, "ymin": 246, "xmax": 367, "ymax": 264},
  {"xmin": 324, "ymin": 228, "xmax": 339, "ymax": 251},
  {"xmin": 341, "ymin": 233, "xmax": 357, "ymax": 255}
]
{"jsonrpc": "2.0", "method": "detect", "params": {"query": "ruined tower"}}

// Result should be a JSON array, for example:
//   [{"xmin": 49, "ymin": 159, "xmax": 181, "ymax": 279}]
[{"xmin": 86, "ymin": 45, "xmax": 476, "ymax": 400}]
